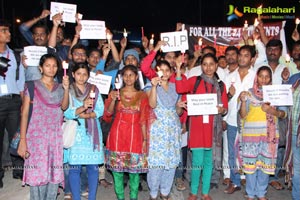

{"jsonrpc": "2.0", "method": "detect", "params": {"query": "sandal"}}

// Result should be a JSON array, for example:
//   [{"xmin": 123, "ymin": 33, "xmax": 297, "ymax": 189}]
[
  {"xmin": 187, "ymin": 194, "xmax": 198, "ymax": 200},
  {"xmin": 99, "ymin": 179, "xmax": 113, "ymax": 188},
  {"xmin": 201, "ymin": 194, "xmax": 212, "ymax": 200},
  {"xmin": 160, "ymin": 194, "xmax": 171, "ymax": 200},
  {"xmin": 269, "ymin": 180, "xmax": 284, "ymax": 190},
  {"xmin": 175, "ymin": 178, "xmax": 186, "ymax": 191}
]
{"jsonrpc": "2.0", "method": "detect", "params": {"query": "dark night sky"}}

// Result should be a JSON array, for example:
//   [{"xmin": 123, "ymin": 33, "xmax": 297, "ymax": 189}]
[{"xmin": 2, "ymin": 0, "xmax": 300, "ymax": 49}]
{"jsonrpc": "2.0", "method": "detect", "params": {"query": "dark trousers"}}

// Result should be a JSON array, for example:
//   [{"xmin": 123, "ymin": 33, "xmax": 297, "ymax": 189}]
[{"xmin": 0, "ymin": 95, "xmax": 23, "ymax": 178}]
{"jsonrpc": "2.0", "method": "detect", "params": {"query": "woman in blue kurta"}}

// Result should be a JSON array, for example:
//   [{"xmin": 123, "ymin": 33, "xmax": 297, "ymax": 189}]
[
  {"xmin": 64, "ymin": 63, "xmax": 104, "ymax": 200},
  {"xmin": 145, "ymin": 60, "xmax": 184, "ymax": 200}
]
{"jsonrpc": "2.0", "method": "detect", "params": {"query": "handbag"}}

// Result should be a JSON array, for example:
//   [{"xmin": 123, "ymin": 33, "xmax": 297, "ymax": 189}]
[
  {"xmin": 62, "ymin": 93, "xmax": 79, "ymax": 148},
  {"xmin": 10, "ymin": 81, "xmax": 35, "ymax": 156},
  {"xmin": 10, "ymin": 129, "xmax": 20, "ymax": 156}
]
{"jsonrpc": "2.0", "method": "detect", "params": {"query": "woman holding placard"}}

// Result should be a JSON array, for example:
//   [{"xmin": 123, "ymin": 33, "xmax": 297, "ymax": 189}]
[
  {"xmin": 238, "ymin": 66, "xmax": 286, "ymax": 200},
  {"xmin": 175, "ymin": 53, "xmax": 228, "ymax": 200}
]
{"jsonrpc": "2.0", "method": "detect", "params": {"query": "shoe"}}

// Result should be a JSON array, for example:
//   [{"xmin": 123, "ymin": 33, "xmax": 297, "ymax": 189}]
[
  {"xmin": 175, "ymin": 178, "xmax": 186, "ymax": 191},
  {"xmin": 222, "ymin": 178, "xmax": 231, "ymax": 186},
  {"xmin": 201, "ymin": 195, "xmax": 212, "ymax": 200},
  {"xmin": 0, "ymin": 178, "xmax": 3, "ymax": 188},
  {"xmin": 224, "ymin": 183, "xmax": 241, "ymax": 194},
  {"xmin": 187, "ymin": 194, "xmax": 198, "ymax": 200},
  {"xmin": 269, "ymin": 180, "xmax": 284, "ymax": 190},
  {"xmin": 99, "ymin": 179, "xmax": 113, "ymax": 188},
  {"xmin": 64, "ymin": 194, "xmax": 72, "ymax": 200},
  {"xmin": 160, "ymin": 194, "xmax": 171, "ymax": 200},
  {"xmin": 81, "ymin": 191, "xmax": 88, "ymax": 197},
  {"xmin": 240, "ymin": 179, "xmax": 246, "ymax": 186}
]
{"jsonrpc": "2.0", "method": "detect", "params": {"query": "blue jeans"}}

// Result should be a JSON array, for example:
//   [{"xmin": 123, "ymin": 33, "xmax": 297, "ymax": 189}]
[
  {"xmin": 292, "ymin": 135, "xmax": 300, "ymax": 200},
  {"xmin": 227, "ymin": 124, "xmax": 241, "ymax": 186},
  {"xmin": 63, "ymin": 163, "xmax": 71, "ymax": 194},
  {"xmin": 147, "ymin": 168, "xmax": 176, "ymax": 198},
  {"xmin": 246, "ymin": 170, "xmax": 269, "ymax": 198},
  {"xmin": 69, "ymin": 165, "xmax": 99, "ymax": 200},
  {"xmin": 269, "ymin": 147, "xmax": 285, "ymax": 182},
  {"xmin": 175, "ymin": 147, "xmax": 188, "ymax": 179}
]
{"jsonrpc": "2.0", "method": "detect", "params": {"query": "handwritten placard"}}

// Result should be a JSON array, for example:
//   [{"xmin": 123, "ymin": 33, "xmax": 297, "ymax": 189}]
[
  {"xmin": 80, "ymin": 20, "xmax": 106, "ymax": 39},
  {"xmin": 88, "ymin": 72, "xmax": 112, "ymax": 95},
  {"xmin": 160, "ymin": 30, "xmax": 189, "ymax": 52},
  {"xmin": 24, "ymin": 46, "xmax": 47, "ymax": 66},
  {"xmin": 262, "ymin": 84, "xmax": 293, "ymax": 106},
  {"xmin": 50, "ymin": 2, "xmax": 77, "ymax": 23},
  {"xmin": 187, "ymin": 93, "xmax": 218, "ymax": 116}
]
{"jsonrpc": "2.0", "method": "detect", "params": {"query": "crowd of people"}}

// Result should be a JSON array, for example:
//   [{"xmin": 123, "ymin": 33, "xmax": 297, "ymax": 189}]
[{"xmin": 0, "ymin": 7, "xmax": 300, "ymax": 200}]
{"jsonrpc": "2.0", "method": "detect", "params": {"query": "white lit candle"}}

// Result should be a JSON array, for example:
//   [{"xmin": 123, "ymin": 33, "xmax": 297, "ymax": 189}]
[
  {"xmin": 115, "ymin": 78, "xmax": 121, "ymax": 100},
  {"xmin": 157, "ymin": 67, "xmax": 163, "ymax": 78},
  {"xmin": 254, "ymin": 18, "xmax": 259, "ymax": 27},
  {"xmin": 285, "ymin": 54, "xmax": 291, "ymax": 63},
  {"xmin": 115, "ymin": 78, "xmax": 121, "ymax": 89},
  {"xmin": 150, "ymin": 34, "xmax": 154, "ymax": 45},
  {"xmin": 257, "ymin": 5, "xmax": 263, "ymax": 20},
  {"xmin": 62, "ymin": 61, "xmax": 68, "ymax": 76},
  {"xmin": 106, "ymin": 32, "xmax": 112, "ymax": 47},
  {"xmin": 244, "ymin": 20, "xmax": 248, "ymax": 29},
  {"xmin": 123, "ymin": 28, "xmax": 127, "ymax": 38},
  {"xmin": 198, "ymin": 38, "xmax": 203, "ymax": 47},
  {"xmin": 90, "ymin": 90, "xmax": 96, "ymax": 99},
  {"xmin": 296, "ymin": 18, "xmax": 300, "ymax": 29},
  {"xmin": 59, "ymin": 7, "xmax": 64, "ymax": 14},
  {"xmin": 77, "ymin": 13, "xmax": 83, "ymax": 20}
]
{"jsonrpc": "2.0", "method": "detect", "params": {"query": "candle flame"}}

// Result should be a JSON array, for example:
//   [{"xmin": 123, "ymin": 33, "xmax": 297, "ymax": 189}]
[
  {"xmin": 286, "ymin": 54, "xmax": 291, "ymax": 62},
  {"xmin": 198, "ymin": 38, "xmax": 203, "ymax": 46},
  {"xmin": 296, "ymin": 18, "xmax": 300, "ymax": 25},
  {"xmin": 151, "ymin": 34, "xmax": 154, "ymax": 39}
]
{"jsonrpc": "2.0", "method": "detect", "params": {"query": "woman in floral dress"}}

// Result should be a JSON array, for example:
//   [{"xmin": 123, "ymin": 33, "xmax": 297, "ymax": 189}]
[{"xmin": 18, "ymin": 54, "xmax": 69, "ymax": 200}]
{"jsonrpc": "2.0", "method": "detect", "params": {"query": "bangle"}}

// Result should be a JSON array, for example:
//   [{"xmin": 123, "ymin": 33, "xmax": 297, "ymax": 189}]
[
  {"xmin": 74, "ymin": 34, "xmax": 80, "ymax": 38},
  {"xmin": 20, "ymin": 138, "xmax": 26, "ymax": 140},
  {"xmin": 143, "ymin": 139, "xmax": 147, "ymax": 142},
  {"xmin": 176, "ymin": 76, "xmax": 182, "ymax": 81}
]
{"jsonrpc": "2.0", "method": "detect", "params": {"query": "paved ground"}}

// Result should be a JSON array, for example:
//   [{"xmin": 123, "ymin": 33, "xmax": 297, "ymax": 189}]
[{"xmin": 0, "ymin": 167, "xmax": 293, "ymax": 200}]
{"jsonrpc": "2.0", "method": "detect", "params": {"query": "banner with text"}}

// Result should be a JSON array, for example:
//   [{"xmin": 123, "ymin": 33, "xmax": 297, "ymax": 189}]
[{"xmin": 185, "ymin": 21, "xmax": 284, "ymax": 56}]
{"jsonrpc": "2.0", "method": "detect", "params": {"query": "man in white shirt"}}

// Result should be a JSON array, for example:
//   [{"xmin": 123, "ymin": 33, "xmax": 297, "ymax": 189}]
[
  {"xmin": 222, "ymin": 46, "xmax": 239, "ymax": 186},
  {"xmin": 224, "ymin": 45, "xmax": 256, "ymax": 194}
]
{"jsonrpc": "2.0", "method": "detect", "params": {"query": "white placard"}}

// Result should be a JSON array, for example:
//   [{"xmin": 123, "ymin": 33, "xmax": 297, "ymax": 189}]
[
  {"xmin": 88, "ymin": 72, "xmax": 112, "ymax": 95},
  {"xmin": 80, "ymin": 20, "xmax": 106, "ymax": 39},
  {"xmin": 187, "ymin": 93, "xmax": 218, "ymax": 116},
  {"xmin": 160, "ymin": 30, "xmax": 189, "ymax": 52},
  {"xmin": 24, "ymin": 46, "xmax": 47, "ymax": 66},
  {"xmin": 262, "ymin": 84, "xmax": 293, "ymax": 106},
  {"xmin": 50, "ymin": 2, "xmax": 77, "ymax": 23}
]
